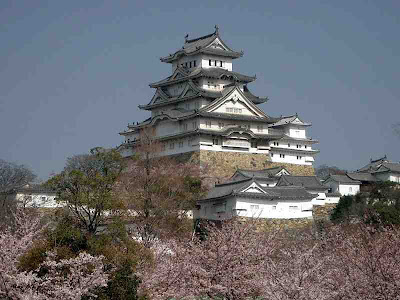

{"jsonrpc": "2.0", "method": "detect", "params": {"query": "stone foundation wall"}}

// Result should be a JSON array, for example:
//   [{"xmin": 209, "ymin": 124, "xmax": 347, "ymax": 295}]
[
  {"xmin": 313, "ymin": 204, "xmax": 337, "ymax": 221},
  {"xmin": 171, "ymin": 150, "xmax": 315, "ymax": 183}
]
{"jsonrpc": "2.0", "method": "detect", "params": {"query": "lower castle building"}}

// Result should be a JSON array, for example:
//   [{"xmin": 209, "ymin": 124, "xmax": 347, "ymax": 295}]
[{"xmin": 118, "ymin": 28, "xmax": 319, "ymax": 179}]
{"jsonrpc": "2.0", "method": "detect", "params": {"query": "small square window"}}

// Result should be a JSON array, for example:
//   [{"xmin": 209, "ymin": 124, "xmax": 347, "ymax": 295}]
[
  {"xmin": 271, "ymin": 153, "xmax": 274, "ymax": 157},
  {"xmin": 212, "ymin": 138, "xmax": 219, "ymax": 145},
  {"xmin": 193, "ymin": 60, "xmax": 196, "ymax": 67}
]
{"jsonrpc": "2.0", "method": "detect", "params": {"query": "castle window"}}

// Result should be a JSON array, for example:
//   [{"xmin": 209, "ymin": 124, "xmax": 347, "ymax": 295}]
[
  {"xmin": 192, "ymin": 122, "xmax": 197, "ymax": 129},
  {"xmin": 289, "ymin": 206, "xmax": 299, "ymax": 211},
  {"xmin": 250, "ymin": 205, "xmax": 259, "ymax": 210},
  {"xmin": 297, "ymin": 156, "xmax": 302, "ymax": 160},
  {"xmin": 257, "ymin": 125, "xmax": 263, "ymax": 132},
  {"xmin": 218, "ymin": 122, "xmax": 224, "ymax": 129},
  {"xmin": 305, "ymin": 145, "xmax": 307, "ymax": 149},
  {"xmin": 212, "ymin": 138, "xmax": 219, "ymax": 145},
  {"xmin": 170, "ymin": 143, "xmax": 175, "ymax": 149},
  {"xmin": 189, "ymin": 61, "xmax": 192, "ymax": 68},
  {"xmin": 288, "ymin": 143, "xmax": 291, "ymax": 147},
  {"xmin": 179, "ymin": 141, "xmax": 183, "ymax": 148},
  {"xmin": 220, "ymin": 61, "xmax": 223, "ymax": 67},
  {"xmin": 183, "ymin": 123, "xmax": 188, "ymax": 131},
  {"xmin": 226, "ymin": 107, "xmax": 233, "ymax": 113},
  {"xmin": 193, "ymin": 60, "xmax": 196, "ymax": 67},
  {"xmin": 185, "ymin": 62, "xmax": 188, "ymax": 67},
  {"xmin": 280, "ymin": 154, "xmax": 285, "ymax": 158},
  {"xmin": 205, "ymin": 121, "xmax": 211, "ymax": 128},
  {"xmin": 271, "ymin": 153, "xmax": 274, "ymax": 157},
  {"xmin": 271, "ymin": 205, "xmax": 277, "ymax": 210},
  {"xmin": 251, "ymin": 141, "xmax": 257, "ymax": 148},
  {"xmin": 214, "ymin": 60, "xmax": 217, "ymax": 66},
  {"xmin": 209, "ymin": 60, "xmax": 212, "ymax": 66}
]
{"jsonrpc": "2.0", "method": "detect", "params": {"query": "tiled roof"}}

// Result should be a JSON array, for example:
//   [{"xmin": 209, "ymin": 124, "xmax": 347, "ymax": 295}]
[
  {"xmin": 357, "ymin": 156, "xmax": 400, "ymax": 174},
  {"xmin": 242, "ymin": 85, "xmax": 268, "ymax": 104},
  {"xmin": 160, "ymin": 30, "xmax": 243, "ymax": 63},
  {"xmin": 324, "ymin": 174, "xmax": 361, "ymax": 185},
  {"xmin": 326, "ymin": 192, "xmax": 342, "ymax": 197},
  {"xmin": 149, "ymin": 68, "xmax": 255, "ymax": 88},
  {"xmin": 347, "ymin": 172, "xmax": 378, "ymax": 183},
  {"xmin": 237, "ymin": 166, "xmax": 289, "ymax": 179},
  {"xmin": 269, "ymin": 115, "xmax": 311, "ymax": 127},
  {"xmin": 277, "ymin": 175, "xmax": 327, "ymax": 190},
  {"xmin": 198, "ymin": 111, "xmax": 278, "ymax": 123},
  {"xmin": 200, "ymin": 178, "xmax": 314, "ymax": 202}
]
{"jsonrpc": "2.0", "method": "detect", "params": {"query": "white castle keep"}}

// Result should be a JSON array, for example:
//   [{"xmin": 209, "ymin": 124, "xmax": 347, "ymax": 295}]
[{"xmin": 118, "ymin": 27, "xmax": 319, "ymax": 167}]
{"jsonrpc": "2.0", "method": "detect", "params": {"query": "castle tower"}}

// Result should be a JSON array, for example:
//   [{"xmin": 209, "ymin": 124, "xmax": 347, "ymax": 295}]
[{"xmin": 119, "ymin": 28, "xmax": 319, "ymax": 179}]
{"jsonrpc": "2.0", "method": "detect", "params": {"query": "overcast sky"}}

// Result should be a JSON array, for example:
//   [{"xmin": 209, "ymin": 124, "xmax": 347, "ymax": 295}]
[{"xmin": 1, "ymin": 1, "xmax": 399, "ymax": 180}]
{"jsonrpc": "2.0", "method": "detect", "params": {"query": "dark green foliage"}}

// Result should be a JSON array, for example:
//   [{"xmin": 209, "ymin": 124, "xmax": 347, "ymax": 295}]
[
  {"xmin": 331, "ymin": 181, "xmax": 400, "ymax": 226},
  {"xmin": 92, "ymin": 260, "xmax": 141, "ymax": 300}
]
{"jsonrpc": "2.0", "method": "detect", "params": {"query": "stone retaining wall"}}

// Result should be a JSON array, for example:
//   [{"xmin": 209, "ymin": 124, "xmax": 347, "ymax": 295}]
[{"xmin": 172, "ymin": 150, "xmax": 315, "ymax": 183}]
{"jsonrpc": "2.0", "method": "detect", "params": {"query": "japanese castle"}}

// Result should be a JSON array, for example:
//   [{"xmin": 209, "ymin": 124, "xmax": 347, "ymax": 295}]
[{"xmin": 119, "ymin": 27, "xmax": 319, "ymax": 170}]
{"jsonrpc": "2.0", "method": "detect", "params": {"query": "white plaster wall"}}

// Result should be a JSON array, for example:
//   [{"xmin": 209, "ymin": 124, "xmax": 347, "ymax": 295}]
[
  {"xmin": 339, "ymin": 184, "xmax": 360, "ymax": 196},
  {"xmin": 175, "ymin": 54, "xmax": 201, "ymax": 72},
  {"xmin": 199, "ymin": 78, "xmax": 231, "ymax": 91},
  {"xmin": 288, "ymin": 126, "xmax": 306, "ymax": 138},
  {"xmin": 15, "ymin": 193, "xmax": 61, "ymax": 208},
  {"xmin": 270, "ymin": 152, "xmax": 313, "ymax": 166},
  {"xmin": 200, "ymin": 55, "xmax": 232, "ymax": 71},
  {"xmin": 234, "ymin": 198, "xmax": 313, "ymax": 219},
  {"xmin": 196, "ymin": 197, "xmax": 313, "ymax": 220},
  {"xmin": 390, "ymin": 175, "xmax": 400, "ymax": 183}
]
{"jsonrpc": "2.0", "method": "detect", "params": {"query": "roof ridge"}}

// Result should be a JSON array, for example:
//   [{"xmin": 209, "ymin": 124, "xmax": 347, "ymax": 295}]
[
  {"xmin": 215, "ymin": 177, "xmax": 252, "ymax": 187},
  {"xmin": 185, "ymin": 31, "xmax": 216, "ymax": 44}
]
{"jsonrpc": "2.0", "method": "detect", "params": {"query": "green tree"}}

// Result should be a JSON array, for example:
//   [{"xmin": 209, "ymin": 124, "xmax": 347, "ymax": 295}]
[
  {"xmin": 47, "ymin": 148, "xmax": 125, "ymax": 234},
  {"xmin": 331, "ymin": 181, "xmax": 400, "ymax": 226}
]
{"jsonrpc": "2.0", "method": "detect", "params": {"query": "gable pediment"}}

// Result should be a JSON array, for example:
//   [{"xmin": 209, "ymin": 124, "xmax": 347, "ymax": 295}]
[
  {"xmin": 241, "ymin": 182, "xmax": 265, "ymax": 194},
  {"xmin": 206, "ymin": 89, "xmax": 264, "ymax": 117},
  {"xmin": 206, "ymin": 37, "xmax": 230, "ymax": 51},
  {"xmin": 292, "ymin": 117, "xmax": 304, "ymax": 125}
]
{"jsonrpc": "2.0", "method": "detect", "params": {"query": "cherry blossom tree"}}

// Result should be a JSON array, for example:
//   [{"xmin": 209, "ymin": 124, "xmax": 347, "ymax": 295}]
[
  {"xmin": 319, "ymin": 224, "xmax": 400, "ymax": 300},
  {"xmin": 119, "ymin": 130, "xmax": 206, "ymax": 247},
  {"xmin": 141, "ymin": 220, "xmax": 276, "ymax": 299},
  {"xmin": 0, "ymin": 208, "xmax": 109, "ymax": 300}
]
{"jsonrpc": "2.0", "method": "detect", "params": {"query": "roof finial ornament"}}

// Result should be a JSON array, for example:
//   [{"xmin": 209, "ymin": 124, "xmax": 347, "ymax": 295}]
[
  {"xmin": 184, "ymin": 34, "xmax": 189, "ymax": 43},
  {"xmin": 214, "ymin": 24, "xmax": 219, "ymax": 33}
]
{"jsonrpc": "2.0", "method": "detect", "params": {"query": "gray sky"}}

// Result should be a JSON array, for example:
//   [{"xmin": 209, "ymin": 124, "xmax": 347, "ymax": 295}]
[{"xmin": 1, "ymin": 1, "xmax": 399, "ymax": 180}]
